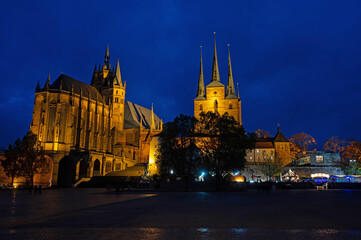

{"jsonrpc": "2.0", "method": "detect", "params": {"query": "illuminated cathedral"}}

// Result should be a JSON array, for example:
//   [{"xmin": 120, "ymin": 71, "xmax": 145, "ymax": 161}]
[{"xmin": 29, "ymin": 45, "xmax": 162, "ymax": 186}]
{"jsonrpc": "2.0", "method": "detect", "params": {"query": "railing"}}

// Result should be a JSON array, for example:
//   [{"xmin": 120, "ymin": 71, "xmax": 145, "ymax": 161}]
[{"xmin": 74, "ymin": 177, "xmax": 91, "ymax": 187}]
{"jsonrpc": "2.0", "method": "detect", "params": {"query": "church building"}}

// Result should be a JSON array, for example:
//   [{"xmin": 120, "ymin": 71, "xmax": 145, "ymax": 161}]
[
  {"xmin": 29, "ymin": 45, "xmax": 162, "ymax": 186},
  {"xmin": 194, "ymin": 35, "xmax": 242, "ymax": 124},
  {"xmin": 194, "ymin": 35, "xmax": 291, "ymax": 181}
]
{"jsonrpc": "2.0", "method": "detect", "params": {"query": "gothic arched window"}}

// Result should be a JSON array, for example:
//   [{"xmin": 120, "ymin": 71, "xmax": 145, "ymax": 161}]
[
  {"xmin": 200, "ymin": 104, "xmax": 203, "ymax": 111},
  {"xmin": 229, "ymin": 103, "xmax": 232, "ymax": 109}
]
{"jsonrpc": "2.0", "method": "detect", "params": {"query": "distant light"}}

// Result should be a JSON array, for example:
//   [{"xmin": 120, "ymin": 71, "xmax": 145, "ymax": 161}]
[
  {"xmin": 234, "ymin": 171, "xmax": 239, "ymax": 176},
  {"xmin": 201, "ymin": 172, "xmax": 205, "ymax": 176},
  {"xmin": 170, "ymin": 170, "xmax": 174, "ymax": 174},
  {"xmin": 250, "ymin": 180, "xmax": 254, "ymax": 183}
]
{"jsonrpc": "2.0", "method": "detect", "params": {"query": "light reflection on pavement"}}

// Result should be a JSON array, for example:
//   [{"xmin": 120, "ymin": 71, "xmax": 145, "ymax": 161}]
[{"xmin": 1, "ymin": 189, "xmax": 361, "ymax": 239}]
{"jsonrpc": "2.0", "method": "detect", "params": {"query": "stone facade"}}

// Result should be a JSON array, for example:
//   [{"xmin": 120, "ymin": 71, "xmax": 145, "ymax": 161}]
[{"xmin": 28, "ymin": 45, "xmax": 162, "ymax": 186}]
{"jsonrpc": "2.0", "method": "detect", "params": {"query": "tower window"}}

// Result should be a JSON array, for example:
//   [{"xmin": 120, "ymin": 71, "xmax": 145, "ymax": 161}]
[
  {"xmin": 114, "ymin": 97, "xmax": 119, "ymax": 103},
  {"xmin": 200, "ymin": 104, "xmax": 203, "ymax": 111},
  {"xmin": 116, "ymin": 90, "xmax": 118, "ymax": 94},
  {"xmin": 229, "ymin": 103, "xmax": 232, "ymax": 109},
  {"xmin": 214, "ymin": 91, "xmax": 217, "ymax": 95}
]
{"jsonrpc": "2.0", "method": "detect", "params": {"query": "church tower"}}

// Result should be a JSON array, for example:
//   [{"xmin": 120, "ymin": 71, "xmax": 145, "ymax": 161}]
[
  {"xmin": 194, "ymin": 34, "xmax": 242, "ymax": 124},
  {"xmin": 91, "ymin": 45, "xmax": 126, "ymax": 147}
]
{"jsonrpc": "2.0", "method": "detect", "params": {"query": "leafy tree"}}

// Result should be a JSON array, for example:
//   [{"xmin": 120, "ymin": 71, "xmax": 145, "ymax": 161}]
[
  {"xmin": 1, "ymin": 139, "xmax": 23, "ymax": 186},
  {"xmin": 341, "ymin": 140, "xmax": 361, "ymax": 162},
  {"xmin": 323, "ymin": 136, "xmax": 347, "ymax": 154},
  {"xmin": 339, "ymin": 140, "xmax": 361, "ymax": 175},
  {"xmin": 20, "ymin": 131, "xmax": 48, "ymax": 187},
  {"xmin": 289, "ymin": 132, "xmax": 317, "ymax": 152},
  {"xmin": 340, "ymin": 161, "xmax": 361, "ymax": 175},
  {"xmin": 195, "ymin": 112, "xmax": 255, "ymax": 190},
  {"xmin": 258, "ymin": 155, "xmax": 284, "ymax": 181},
  {"xmin": 290, "ymin": 142, "xmax": 302, "ymax": 160},
  {"xmin": 157, "ymin": 114, "xmax": 200, "ymax": 191}
]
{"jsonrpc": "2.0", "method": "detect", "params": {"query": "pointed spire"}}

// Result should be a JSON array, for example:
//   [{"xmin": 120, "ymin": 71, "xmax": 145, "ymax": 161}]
[
  {"xmin": 105, "ymin": 44, "xmax": 110, "ymax": 60},
  {"xmin": 196, "ymin": 46, "xmax": 205, "ymax": 99},
  {"xmin": 277, "ymin": 123, "xmax": 280, "ymax": 132},
  {"xmin": 150, "ymin": 103, "xmax": 155, "ymax": 130},
  {"xmin": 237, "ymin": 83, "xmax": 240, "ymax": 99},
  {"xmin": 226, "ymin": 44, "xmax": 237, "ymax": 98},
  {"xmin": 211, "ymin": 32, "xmax": 220, "ymax": 82},
  {"xmin": 140, "ymin": 114, "xmax": 143, "ymax": 129},
  {"xmin": 44, "ymin": 71, "xmax": 51, "ymax": 90},
  {"xmin": 114, "ymin": 59, "xmax": 122, "ymax": 86},
  {"xmin": 91, "ymin": 64, "xmax": 97, "ymax": 85},
  {"xmin": 35, "ymin": 80, "xmax": 41, "ymax": 92},
  {"xmin": 104, "ymin": 44, "xmax": 110, "ymax": 69}
]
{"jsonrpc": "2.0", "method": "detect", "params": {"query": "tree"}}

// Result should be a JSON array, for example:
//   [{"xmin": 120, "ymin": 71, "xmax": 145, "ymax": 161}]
[
  {"xmin": 195, "ymin": 112, "xmax": 255, "ymax": 190},
  {"xmin": 254, "ymin": 129, "xmax": 272, "ymax": 138},
  {"xmin": 20, "ymin": 131, "xmax": 48, "ymax": 187},
  {"xmin": 290, "ymin": 142, "xmax": 302, "ymax": 160},
  {"xmin": 258, "ymin": 155, "xmax": 284, "ymax": 181},
  {"xmin": 157, "ymin": 114, "xmax": 200, "ymax": 191},
  {"xmin": 1, "ymin": 139, "xmax": 23, "ymax": 186},
  {"xmin": 289, "ymin": 132, "xmax": 317, "ymax": 152},
  {"xmin": 339, "ymin": 140, "xmax": 361, "ymax": 175},
  {"xmin": 323, "ymin": 136, "xmax": 347, "ymax": 154}
]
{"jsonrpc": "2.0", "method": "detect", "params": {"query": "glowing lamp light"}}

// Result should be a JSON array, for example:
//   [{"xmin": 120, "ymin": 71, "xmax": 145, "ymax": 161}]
[
  {"xmin": 201, "ymin": 172, "xmax": 205, "ymax": 176},
  {"xmin": 170, "ymin": 170, "xmax": 174, "ymax": 174},
  {"xmin": 234, "ymin": 176, "xmax": 244, "ymax": 182}
]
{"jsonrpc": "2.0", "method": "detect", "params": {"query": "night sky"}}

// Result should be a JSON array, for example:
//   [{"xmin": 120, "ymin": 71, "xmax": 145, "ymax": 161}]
[{"xmin": 1, "ymin": 0, "xmax": 361, "ymax": 149}]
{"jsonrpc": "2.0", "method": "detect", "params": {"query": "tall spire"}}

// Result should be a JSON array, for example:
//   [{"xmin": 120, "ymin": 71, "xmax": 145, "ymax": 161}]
[
  {"xmin": 196, "ymin": 46, "xmax": 205, "ymax": 98},
  {"xmin": 105, "ymin": 44, "xmax": 110, "ymax": 60},
  {"xmin": 44, "ymin": 71, "xmax": 50, "ymax": 90},
  {"xmin": 211, "ymin": 32, "xmax": 220, "ymax": 82},
  {"xmin": 114, "ymin": 59, "xmax": 122, "ymax": 86},
  {"xmin": 104, "ymin": 44, "xmax": 110, "ymax": 69},
  {"xmin": 91, "ymin": 64, "xmax": 97, "ymax": 85},
  {"xmin": 150, "ymin": 103, "xmax": 155, "ymax": 130},
  {"xmin": 237, "ymin": 83, "xmax": 240, "ymax": 99},
  {"xmin": 35, "ymin": 80, "xmax": 41, "ymax": 92},
  {"xmin": 226, "ymin": 44, "xmax": 237, "ymax": 99}
]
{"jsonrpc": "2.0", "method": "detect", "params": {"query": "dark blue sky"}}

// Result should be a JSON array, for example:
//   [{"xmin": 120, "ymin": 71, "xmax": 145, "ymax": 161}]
[{"xmin": 1, "ymin": 0, "xmax": 361, "ymax": 149}]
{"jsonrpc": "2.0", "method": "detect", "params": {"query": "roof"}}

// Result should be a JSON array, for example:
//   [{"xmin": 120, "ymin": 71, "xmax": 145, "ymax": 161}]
[
  {"xmin": 50, "ymin": 74, "xmax": 102, "ymax": 101},
  {"xmin": 124, "ymin": 101, "xmax": 161, "ymax": 129},
  {"xmin": 255, "ymin": 141, "xmax": 274, "ymax": 149},
  {"xmin": 206, "ymin": 81, "xmax": 225, "ymax": 88},
  {"xmin": 274, "ymin": 130, "xmax": 289, "ymax": 142}
]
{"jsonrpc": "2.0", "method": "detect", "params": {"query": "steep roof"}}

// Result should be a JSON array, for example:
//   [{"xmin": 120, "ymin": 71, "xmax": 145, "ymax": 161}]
[
  {"xmin": 124, "ymin": 101, "xmax": 161, "ymax": 129},
  {"xmin": 274, "ymin": 130, "xmax": 289, "ymax": 142},
  {"xmin": 50, "ymin": 74, "xmax": 102, "ymax": 101}
]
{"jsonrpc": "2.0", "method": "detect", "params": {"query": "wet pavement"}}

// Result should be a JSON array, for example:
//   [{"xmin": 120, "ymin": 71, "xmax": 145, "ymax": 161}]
[{"xmin": 0, "ymin": 189, "xmax": 361, "ymax": 239}]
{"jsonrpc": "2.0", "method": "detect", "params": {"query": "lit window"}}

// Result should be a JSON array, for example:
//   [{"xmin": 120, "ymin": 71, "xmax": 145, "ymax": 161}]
[{"xmin": 316, "ymin": 156, "xmax": 324, "ymax": 163}]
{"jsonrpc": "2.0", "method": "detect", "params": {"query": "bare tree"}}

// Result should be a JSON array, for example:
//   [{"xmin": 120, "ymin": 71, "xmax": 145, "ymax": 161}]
[
  {"xmin": 289, "ymin": 132, "xmax": 317, "ymax": 152},
  {"xmin": 323, "ymin": 136, "xmax": 347, "ymax": 154},
  {"xmin": 254, "ymin": 129, "xmax": 272, "ymax": 138}
]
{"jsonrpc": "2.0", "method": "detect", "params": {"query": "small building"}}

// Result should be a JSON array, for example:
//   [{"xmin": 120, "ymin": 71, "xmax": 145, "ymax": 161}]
[{"xmin": 284, "ymin": 151, "xmax": 344, "ymax": 180}]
